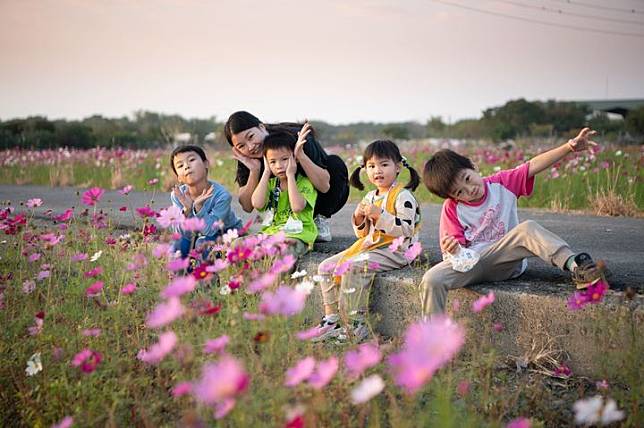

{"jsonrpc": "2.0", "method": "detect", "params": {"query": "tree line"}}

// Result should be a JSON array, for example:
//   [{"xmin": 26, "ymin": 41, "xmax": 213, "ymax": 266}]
[{"xmin": 1, "ymin": 100, "xmax": 642, "ymax": 150}]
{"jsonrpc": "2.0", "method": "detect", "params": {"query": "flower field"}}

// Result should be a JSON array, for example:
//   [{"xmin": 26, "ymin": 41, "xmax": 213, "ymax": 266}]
[{"xmin": 0, "ymin": 185, "xmax": 641, "ymax": 427}]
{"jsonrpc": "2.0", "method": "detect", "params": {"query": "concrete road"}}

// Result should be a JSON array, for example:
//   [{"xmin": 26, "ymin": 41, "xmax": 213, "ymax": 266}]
[{"xmin": 1, "ymin": 184, "xmax": 642, "ymax": 291}]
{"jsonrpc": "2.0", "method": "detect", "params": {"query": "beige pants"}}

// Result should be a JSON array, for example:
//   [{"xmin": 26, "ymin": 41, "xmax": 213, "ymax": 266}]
[
  {"xmin": 318, "ymin": 248, "xmax": 409, "ymax": 315},
  {"xmin": 420, "ymin": 220, "xmax": 574, "ymax": 317}
]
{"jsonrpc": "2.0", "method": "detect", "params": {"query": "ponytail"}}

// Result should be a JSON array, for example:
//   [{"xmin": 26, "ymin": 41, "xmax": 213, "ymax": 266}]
[
  {"xmin": 402, "ymin": 157, "xmax": 420, "ymax": 191},
  {"xmin": 349, "ymin": 165, "xmax": 364, "ymax": 190}
]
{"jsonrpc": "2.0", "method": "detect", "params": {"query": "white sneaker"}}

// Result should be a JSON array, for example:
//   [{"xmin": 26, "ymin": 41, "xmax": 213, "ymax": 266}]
[{"xmin": 314, "ymin": 215, "xmax": 332, "ymax": 242}]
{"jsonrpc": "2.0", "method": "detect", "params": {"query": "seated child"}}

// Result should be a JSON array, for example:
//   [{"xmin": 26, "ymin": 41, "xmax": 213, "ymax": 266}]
[
  {"xmin": 420, "ymin": 127, "xmax": 607, "ymax": 316},
  {"xmin": 170, "ymin": 145, "xmax": 242, "ymax": 258},
  {"xmin": 313, "ymin": 139, "xmax": 421, "ymax": 342},
  {"xmin": 251, "ymin": 131, "xmax": 317, "ymax": 257}
]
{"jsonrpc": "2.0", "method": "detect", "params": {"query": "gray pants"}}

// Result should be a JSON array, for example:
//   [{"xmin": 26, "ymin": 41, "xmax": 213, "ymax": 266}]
[{"xmin": 420, "ymin": 220, "xmax": 574, "ymax": 316}]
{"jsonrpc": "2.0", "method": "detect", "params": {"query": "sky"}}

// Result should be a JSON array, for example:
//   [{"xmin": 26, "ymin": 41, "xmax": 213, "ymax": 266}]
[{"xmin": 1, "ymin": 0, "xmax": 643, "ymax": 124}]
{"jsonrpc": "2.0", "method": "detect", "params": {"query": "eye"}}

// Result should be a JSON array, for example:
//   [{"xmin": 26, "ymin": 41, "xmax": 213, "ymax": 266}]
[{"xmin": 465, "ymin": 176, "xmax": 470, "ymax": 182}]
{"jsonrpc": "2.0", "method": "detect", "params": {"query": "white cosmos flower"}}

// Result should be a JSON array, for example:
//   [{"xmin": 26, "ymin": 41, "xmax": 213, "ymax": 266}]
[
  {"xmin": 26, "ymin": 352, "xmax": 42, "ymax": 376},
  {"xmin": 290, "ymin": 270, "xmax": 307, "ymax": 279},
  {"xmin": 295, "ymin": 279, "xmax": 314, "ymax": 295},
  {"xmin": 90, "ymin": 250, "xmax": 103, "ymax": 262},
  {"xmin": 351, "ymin": 374, "xmax": 385, "ymax": 404},
  {"xmin": 573, "ymin": 395, "xmax": 624, "ymax": 425},
  {"xmin": 219, "ymin": 285, "xmax": 231, "ymax": 296}
]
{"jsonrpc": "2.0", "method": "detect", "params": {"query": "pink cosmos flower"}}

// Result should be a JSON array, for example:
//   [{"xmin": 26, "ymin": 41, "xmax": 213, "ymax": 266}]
[
  {"xmin": 270, "ymin": 254, "xmax": 297, "ymax": 275},
  {"xmin": 82, "ymin": 328, "xmax": 102, "ymax": 337},
  {"xmin": 404, "ymin": 242, "xmax": 422, "ymax": 262},
  {"xmin": 166, "ymin": 257, "xmax": 190, "ymax": 272},
  {"xmin": 388, "ymin": 315, "xmax": 465, "ymax": 394},
  {"xmin": 37, "ymin": 270, "xmax": 50, "ymax": 281},
  {"xmin": 146, "ymin": 297, "xmax": 185, "ymax": 329},
  {"xmin": 28, "ymin": 312, "xmax": 44, "ymax": 336},
  {"xmin": 308, "ymin": 357, "xmax": 339, "ymax": 389},
  {"xmin": 203, "ymin": 335, "xmax": 230, "ymax": 355},
  {"xmin": 152, "ymin": 243, "xmax": 172, "ymax": 258},
  {"xmin": 71, "ymin": 252, "xmax": 88, "ymax": 262},
  {"xmin": 137, "ymin": 331, "xmax": 178, "ymax": 364},
  {"xmin": 214, "ymin": 398, "xmax": 236, "ymax": 419},
  {"xmin": 567, "ymin": 291, "xmax": 589, "ymax": 310},
  {"xmin": 506, "ymin": 417, "xmax": 531, "ymax": 428},
  {"xmin": 51, "ymin": 416, "xmax": 74, "ymax": 428},
  {"xmin": 22, "ymin": 280, "xmax": 36, "ymax": 294},
  {"xmin": 333, "ymin": 260, "xmax": 353, "ymax": 276},
  {"xmin": 121, "ymin": 283, "xmax": 137, "ymax": 295},
  {"xmin": 242, "ymin": 312, "xmax": 266, "ymax": 321},
  {"xmin": 457, "ymin": 379, "xmax": 471, "ymax": 397},
  {"xmin": 248, "ymin": 272, "xmax": 277, "ymax": 293},
  {"xmin": 554, "ymin": 363, "xmax": 572, "ymax": 378},
  {"xmin": 471, "ymin": 291, "xmax": 495, "ymax": 313},
  {"xmin": 183, "ymin": 217, "xmax": 205, "ymax": 232},
  {"xmin": 156, "ymin": 206, "xmax": 185, "ymax": 229},
  {"xmin": 296, "ymin": 325, "xmax": 330, "ymax": 341},
  {"xmin": 28, "ymin": 253, "xmax": 41, "ymax": 263},
  {"xmin": 84, "ymin": 266, "xmax": 103, "ymax": 278},
  {"xmin": 259, "ymin": 286, "xmax": 307, "ymax": 317},
  {"xmin": 344, "ymin": 342, "xmax": 382, "ymax": 379},
  {"xmin": 119, "ymin": 184, "xmax": 133, "ymax": 195},
  {"xmin": 81, "ymin": 187, "xmax": 105, "ymax": 206},
  {"xmin": 71, "ymin": 348, "xmax": 102, "ymax": 373},
  {"xmin": 161, "ymin": 276, "xmax": 196, "ymax": 298},
  {"xmin": 226, "ymin": 245, "xmax": 253, "ymax": 264},
  {"xmin": 54, "ymin": 209, "xmax": 74, "ymax": 222},
  {"xmin": 350, "ymin": 374, "xmax": 385, "ymax": 404},
  {"xmin": 388, "ymin": 236, "xmax": 405, "ymax": 252},
  {"xmin": 596, "ymin": 379, "xmax": 609, "ymax": 390},
  {"xmin": 284, "ymin": 357, "xmax": 316, "ymax": 387},
  {"xmin": 85, "ymin": 281, "xmax": 104, "ymax": 297},
  {"xmin": 172, "ymin": 381, "xmax": 193, "ymax": 398},
  {"xmin": 26, "ymin": 198, "xmax": 43, "ymax": 208},
  {"xmin": 192, "ymin": 355, "xmax": 249, "ymax": 405},
  {"xmin": 136, "ymin": 206, "xmax": 157, "ymax": 218},
  {"xmin": 206, "ymin": 258, "xmax": 229, "ymax": 273},
  {"xmin": 147, "ymin": 178, "xmax": 159, "ymax": 185}
]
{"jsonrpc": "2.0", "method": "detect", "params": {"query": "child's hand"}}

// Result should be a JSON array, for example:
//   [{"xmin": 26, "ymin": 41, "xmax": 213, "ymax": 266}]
[
  {"xmin": 353, "ymin": 204, "xmax": 366, "ymax": 223},
  {"xmin": 286, "ymin": 154, "xmax": 298, "ymax": 178},
  {"xmin": 193, "ymin": 185, "xmax": 214, "ymax": 213},
  {"xmin": 567, "ymin": 127, "xmax": 598, "ymax": 153},
  {"xmin": 362, "ymin": 203, "xmax": 382, "ymax": 222},
  {"xmin": 172, "ymin": 185, "xmax": 193, "ymax": 212},
  {"xmin": 441, "ymin": 235, "xmax": 460, "ymax": 255},
  {"xmin": 232, "ymin": 146, "xmax": 262, "ymax": 172},
  {"xmin": 262, "ymin": 156, "xmax": 271, "ymax": 177},
  {"xmin": 294, "ymin": 122, "xmax": 312, "ymax": 160}
]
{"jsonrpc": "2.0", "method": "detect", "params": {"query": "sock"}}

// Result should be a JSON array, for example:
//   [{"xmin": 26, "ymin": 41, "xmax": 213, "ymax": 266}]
[{"xmin": 324, "ymin": 313, "xmax": 339, "ymax": 323}]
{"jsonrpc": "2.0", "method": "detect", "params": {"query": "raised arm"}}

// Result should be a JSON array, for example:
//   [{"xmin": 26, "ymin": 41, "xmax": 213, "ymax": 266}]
[
  {"xmin": 285, "ymin": 155, "xmax": 307, "ymax": 213},
  {"xmin": 251, "ymin": 157, "xmax": 272, "ymax": 211},
  {"xmin": 293, "ymin": 123, "xmax": 331, "ymax": 193},
  {"xmin": 528, "ymin": 127, "xmax": 597, "ymax": 178}
]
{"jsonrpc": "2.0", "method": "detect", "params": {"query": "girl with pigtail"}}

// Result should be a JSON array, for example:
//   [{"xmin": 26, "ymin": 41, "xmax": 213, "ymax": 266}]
[{"xmin": 311, "ymin": 139, "xmax": 422, "ymax": 343}]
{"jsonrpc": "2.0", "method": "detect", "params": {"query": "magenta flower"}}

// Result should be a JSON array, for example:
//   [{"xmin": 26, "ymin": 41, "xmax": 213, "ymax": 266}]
[
  {"xmin": 471, "ymin": 291, "xmax": 495, "ymax": 313},
  {"xmin": 166, "ymin": 257, "xmax": 190, "ymax": 272},
  {"xmin": 135, "ymin": 206, "xmax": 157, "ymax": 218},
  {"xmin": 554, "ymin": 363, "xmax": 572, "ymax": 378},
  {"xmin": 119, "ymin": 184, "xmax": 133, "ymax": 195},
  {"xmin": 71, "ymin": 348, "xmax": 102, "ymax": 373},
  {"xmin": 28, "ymin": 253, "xmax": 41, "ymax": 263},
  {"xmin": 242, "ymin": 312, "xmax": 266, "ymax": 321},
  {"xmin": 156, "ymin": 206, "xmax": 184, "ymax": 229},
  {"xmin": 248, "ymin": 272, "xmax": 277, "ymax": 293},
  {"xmin": 152, "ymin": 243, "xmax": 173, "ymax": 258},
  {"xmin": 206, "ymin": 258, "xmax": 229, "ymax": 273},
  {"xmin": 506, "ymin": 417, "xmax": 531, "ymax": 428},
  {"xmin": 183, "ymin": 217, "xmax": 205, "ymax": 232},
  {"xmin": 388, "ymin": 236, "xmax": 405, "ymax": 252},
  {"xmin": 81, "ymin": 187, "xmax": 105, "ymax": 206},
  {"xmin": 192, "ymin": 355, "xmax": 249, "ymax": 405},
  {"xmin": 26, "ymin": 198, "xmax": 43, "ymax": 208},
  {"xmin": 54, "ymin": 208, "xmax": 74, "ymax": 222},
  {"xmin": 269, "ymin": 254, "xmax": 297, "ymax": 275},
  {"xmin": 85, "ymin": 281, "xmax": 104, "ymax": 297},
  {"xmin": 51, "ymin": 416, "xmax": 74, "ymax": 428},
  {"xmin": 344, "ymin": 342, "xmax": 382, "ymax": 379},
  {"xmin": 172, "ymin": 381, "xmax": 193, "ymax": 398},
  {"xmin": 84, "ymin": 266, "xmax": 103, "ymax": 278},
  {"xmin": 214, "ymin": 398, "xmax": 236, "ymax": 420},
  {"xmin": 404, "ymin": 242, "xmax": 422, "ymax": 262},
  {"xmin": 137, "ymin": 331, "xmax": 178, "ymax": 364},
  {"xmin": 308, "ymin": 357, "xmax": 339, "ymax": 390},
  {"xmin": 71, "ymin": 252, "xmax": 88, "ymax": 262},
  {"xmin": 284, "ymin": 357, "xmax": 316, "ymax": 387},
  {"xmin": 146, "ymin": 297, "xmax": 185, "ymax": 329},
  {"xmin": 259, "ymin": 286, "xmax": 307, "ymax": 317},
  {"xmin": 296, "ymin": 325, "xmax": 330, "ymax": 341},
  {"xmin": 161, "ymin": 276, "xmax": 197, "ymax": 298},
  {"xmin": 587, "ymin": 279, "xmax": 609, "ymax": 304},
  {"xmin": 27, "ymin": 312, "xmax": 45, "ymax": 336},
  {"xmin": 203, "ymin": 335, "xmax": 230, "ymax": 355},
  {"xmin": 81, "ymin": 328, "xmax": 102, "ymax": 337},
  {"xmin": 147, "ymin": 178, "xmax": 159, "ymax": 185},
  {"xmin": 457, "ymin": 379, "xmax": 471, "ymax": 397},
  {"xmin": 37, "ymin": 270, "xmax": 50, "ymax": 281},
  {"xmin": 567, "ymin": 291, "xmax": 589, "ymax": 310},
  {"xmin": 121, "ymin": 283, "xmax": 137, "ymax": 295},
  {"xmin": 388, "ymin": 316, "xmax": 465, "ymax": 394}
]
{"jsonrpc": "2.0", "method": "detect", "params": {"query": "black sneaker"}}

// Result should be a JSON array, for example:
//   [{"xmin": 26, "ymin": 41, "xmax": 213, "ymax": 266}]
[{"xmin": 571, "ymin": 253, "xmax": 606, "ymax": 289}]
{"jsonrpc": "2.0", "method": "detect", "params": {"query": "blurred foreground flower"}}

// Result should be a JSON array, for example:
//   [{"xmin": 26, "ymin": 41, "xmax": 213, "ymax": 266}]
[{"xmin": 573, "ymin": 395, "xmax": 624, "ymax": 425}]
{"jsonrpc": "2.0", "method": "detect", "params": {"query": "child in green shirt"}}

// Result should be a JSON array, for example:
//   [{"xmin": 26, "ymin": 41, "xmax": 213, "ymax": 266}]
[{"xmin": 251, "ymin": 131, "xmax": 318, "ymax": 257}]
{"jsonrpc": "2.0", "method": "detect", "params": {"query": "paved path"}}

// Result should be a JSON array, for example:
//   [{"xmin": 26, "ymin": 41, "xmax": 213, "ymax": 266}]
[{"xmin": 2, "ymin": 184, "xmax": 642, "ymax": 291}]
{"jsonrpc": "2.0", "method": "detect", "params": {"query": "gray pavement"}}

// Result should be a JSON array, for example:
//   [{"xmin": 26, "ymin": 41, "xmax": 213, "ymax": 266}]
[{"xmin": 2, "ymin": 184, "xmax": 642, "ymax": 291}]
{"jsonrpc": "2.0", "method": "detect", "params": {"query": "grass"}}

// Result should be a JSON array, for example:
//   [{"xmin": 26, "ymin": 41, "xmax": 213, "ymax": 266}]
[{"xmin": 0, "ymin": 192, "xmax": 642, "ymax": 427}]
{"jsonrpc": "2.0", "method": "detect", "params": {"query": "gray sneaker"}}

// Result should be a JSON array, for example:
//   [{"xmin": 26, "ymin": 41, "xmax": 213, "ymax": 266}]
[
  {"xmin": 352, "ymin": 320, "xmax": 371, "ymax": 343},
  {"xmin": 314, "ymin": 215, "xmax": 332, "ymax": 242}
]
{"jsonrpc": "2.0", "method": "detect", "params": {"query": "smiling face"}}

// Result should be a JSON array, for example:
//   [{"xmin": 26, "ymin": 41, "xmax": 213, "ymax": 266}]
[
  {"xmin": 230, "ymin": 124, "xmax": 269, "ymax": 159},
  {"xmin": 265, "ymin": 147, "xmax": 292, "ymax": 180},
  {"xmin": 365, "ymin": 156, "xmax": 400, "ymax": 192},
  {"xmin": 172, "ymin": 151, "xmax": 209, "ymax": 186},
  {"xmin": 448, "ymin": 168, "xmax": 485, "ymax": 203}
]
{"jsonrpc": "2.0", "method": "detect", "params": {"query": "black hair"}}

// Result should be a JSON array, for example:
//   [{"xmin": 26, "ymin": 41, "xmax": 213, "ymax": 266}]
[
  {"xmin": 422, "ymin": 149, "xmax": 475, "ymax": 199},
  {"xmin": 224, "ymin": 111, "xmax": 315, "ymax": 184},
  {"xmin": 349, "ymin": 139, "xmax": 420, "ymax": 191},
  {"xmin": 170, "ymin": 145, "xmax": 208, "ymax": 176},
  {"xmin": 262, "ymin": 131, "xmax": 297, "ymax": 154}
]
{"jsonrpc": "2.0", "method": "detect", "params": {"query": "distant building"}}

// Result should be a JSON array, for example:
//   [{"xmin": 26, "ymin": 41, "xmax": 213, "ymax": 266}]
[{"xmin": 574, "ymin": 99, "xmax": 644, "ymax": 119}]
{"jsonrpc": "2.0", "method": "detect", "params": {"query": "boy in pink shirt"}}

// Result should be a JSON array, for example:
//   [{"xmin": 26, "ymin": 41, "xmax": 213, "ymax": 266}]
[{"xmin": 420, "ymin": 128, "xmax": 607, "ymax": 316}]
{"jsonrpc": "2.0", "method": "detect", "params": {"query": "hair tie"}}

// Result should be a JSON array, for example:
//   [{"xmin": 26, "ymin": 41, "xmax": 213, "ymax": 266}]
[{"xmin": 401, "ymin": 157, "xmax": 410, "ymax": 168}]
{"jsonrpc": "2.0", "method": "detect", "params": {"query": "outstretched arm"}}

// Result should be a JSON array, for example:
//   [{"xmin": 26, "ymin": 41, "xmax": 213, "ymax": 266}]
[{"xmin": 528, "ymin": 127, "xmax": 597, "ymax": 178}]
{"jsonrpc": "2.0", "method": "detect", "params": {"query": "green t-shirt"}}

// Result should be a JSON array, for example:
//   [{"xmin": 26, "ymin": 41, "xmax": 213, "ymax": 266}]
[{"xmin": 260, "ymin": 175, "xmax": 318, "ymax": 245}]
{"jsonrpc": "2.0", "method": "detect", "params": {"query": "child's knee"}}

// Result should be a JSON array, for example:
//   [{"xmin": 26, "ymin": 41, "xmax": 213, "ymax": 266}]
[
  {"xmin": 421, "ymin": 268, "xmax": 446, "ymax": 293},
  {"xmin": 516, "ymin": 219, "xmax": 538, "ymax": 233}
]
